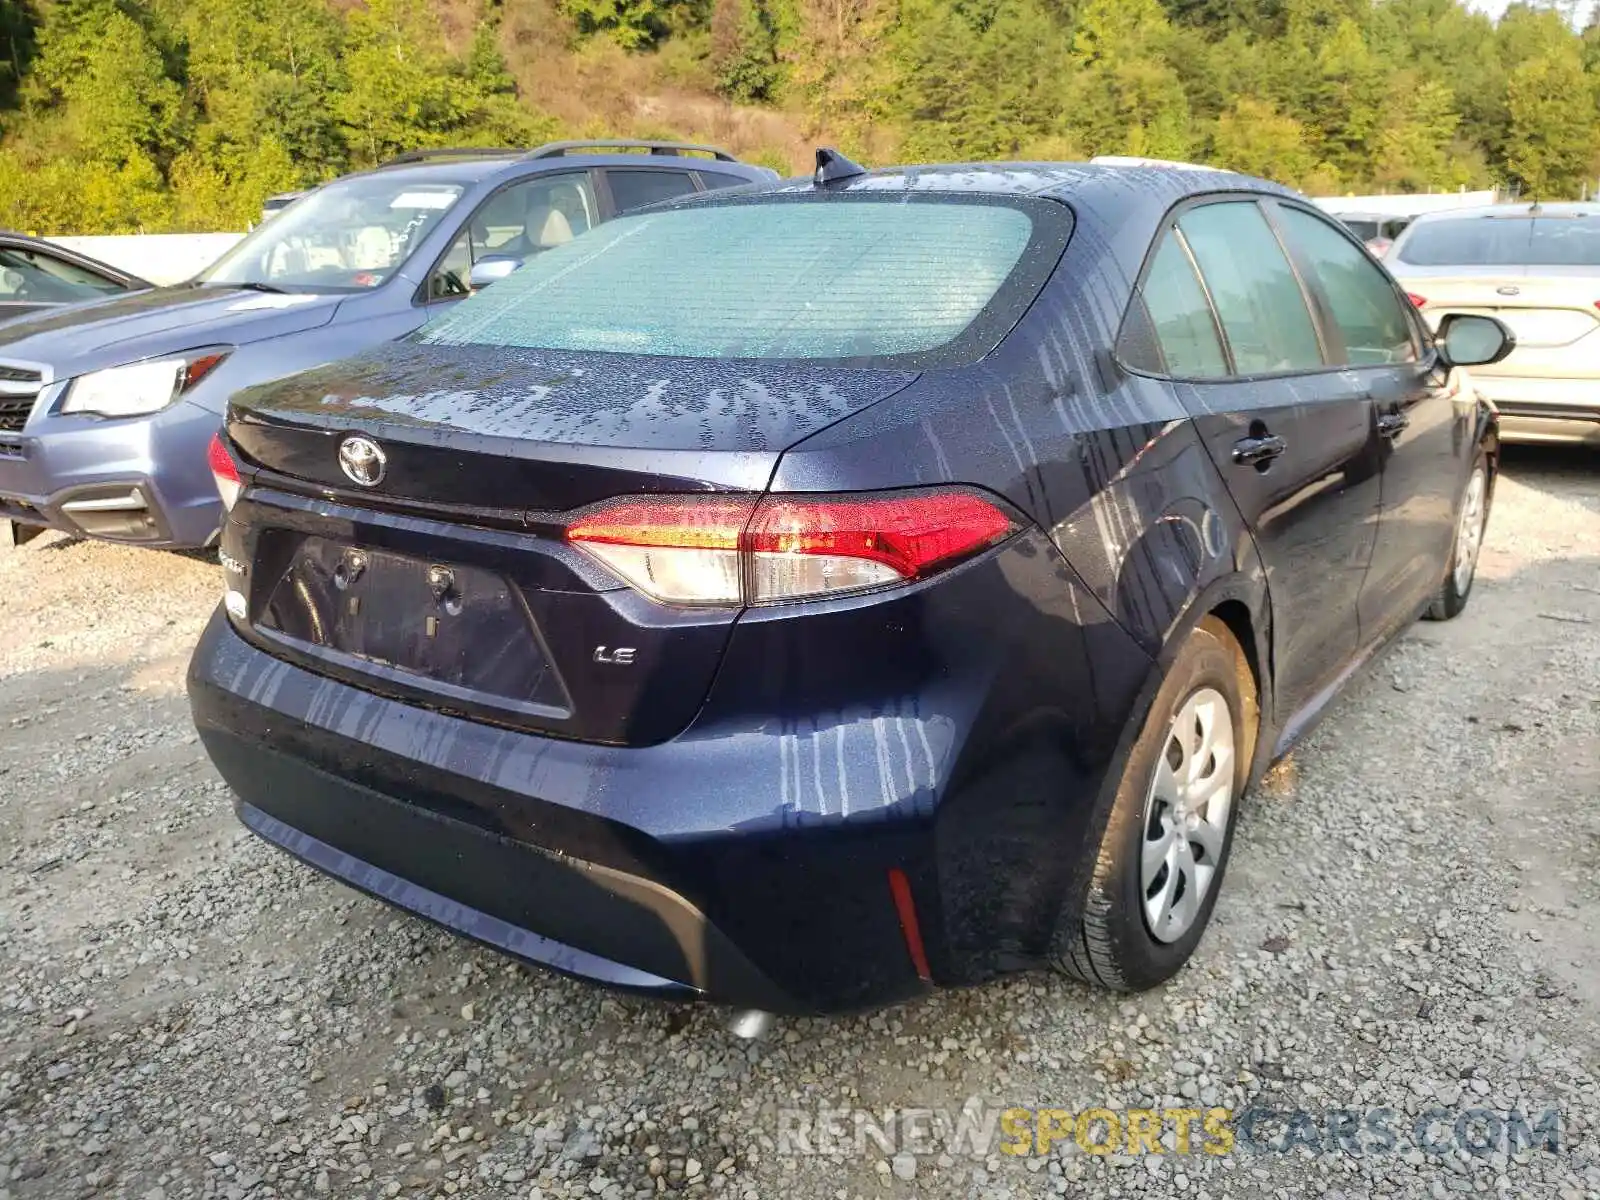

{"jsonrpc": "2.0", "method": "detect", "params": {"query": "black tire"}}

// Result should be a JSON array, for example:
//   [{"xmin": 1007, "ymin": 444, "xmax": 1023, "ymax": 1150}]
[
  {"xmin": 1051, "ymin": 617, "xmax": 1257, "ymax": 991},
  {"xmin": 1424, "ymin": 449, "xmax": 1490, "ymax": 622}
]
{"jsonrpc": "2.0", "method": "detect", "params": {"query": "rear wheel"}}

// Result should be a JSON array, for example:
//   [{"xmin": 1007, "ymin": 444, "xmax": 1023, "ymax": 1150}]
[
  {"xmin": 1051, "ymin": 618, "xmax": 1255, "ymax": 991},
  {"xmin": 1424, "ymin": 451, "xmax": 1489, "ymax": 622}
]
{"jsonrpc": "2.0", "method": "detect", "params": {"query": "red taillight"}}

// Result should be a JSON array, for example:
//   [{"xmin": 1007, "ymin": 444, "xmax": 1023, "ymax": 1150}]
[
  {"xmin": 1406, "ymin": 293, "xmax": 1427, "ymax": 308},
  {"xmin": 566, "ymin": 488, "xmax": 1016, "ymax": 606},
  {"xmin": 746, "ymin": 492, "xmax": 1014, "ymax": 577},
  {"xmin": 208, "ymin": 431, "xmax": 242, "ymax": 510}
]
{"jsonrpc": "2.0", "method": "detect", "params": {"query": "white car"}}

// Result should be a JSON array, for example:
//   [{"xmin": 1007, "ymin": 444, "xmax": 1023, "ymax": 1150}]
[{"xmin": 1387, "ymin": 202, "xmax": 1600, "ymax": 446}]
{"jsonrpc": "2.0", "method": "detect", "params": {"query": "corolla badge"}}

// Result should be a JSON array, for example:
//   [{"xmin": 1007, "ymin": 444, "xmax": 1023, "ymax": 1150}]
[{"xmin": 338, "ymin": 435, "xmax": 386, "ymax": 487}]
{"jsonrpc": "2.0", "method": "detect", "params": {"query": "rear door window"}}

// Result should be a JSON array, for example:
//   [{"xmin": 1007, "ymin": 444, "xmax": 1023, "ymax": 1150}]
[
  {"xmin": 696, "ymin": 171, "xmax": 751, "ymax": 192},
  {"xmin": 1126, "ymin": 232, "xmax": 1228, "ymax": 377},
  {"xmin": 1276, "ymin": 205, "xmax": 1418, "ymax": 366},
  {"xmin": 605, "ymin": 169, "xmax": 699, "ymax": 214},
  {"xmin": 1178, "ymin": 202, "xmax": 1324, "ymax": 375}
]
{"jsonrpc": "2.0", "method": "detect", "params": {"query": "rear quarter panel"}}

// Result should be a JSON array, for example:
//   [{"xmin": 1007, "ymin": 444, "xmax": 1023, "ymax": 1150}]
[
  {"xmin": 769, "ymin": 182, "xmax": 1269, "ymax": 669},
  {"xmin": 765, "ymin": 178, "xmax": 1274, "ymax": 975}
]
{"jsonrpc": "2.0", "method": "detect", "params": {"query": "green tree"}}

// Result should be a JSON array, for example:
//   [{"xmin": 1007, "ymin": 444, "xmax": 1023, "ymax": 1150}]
[
  {"xmin": 893, "ymin": 0, "xmax": 1074, "ymax": 160},
  {"xmin": 1162, "ymin": 0, "xmax": 1284, "ymax": 37},
  {"xmin": 1065, "ymin": 0, "xmax": 1191, "ymax": 158},
  {"xmin": 465, "ymin": 22, "xmax": 517, "ymax": 95},
  {"xmin": 1297, "ymin": 18, "xmax": 1385, "ymax": 180},
  {"xmin": 181, "ymin": 0, "xmax": 348, "ymax": 177},
  {"xmin": 0, "ymin": 0, "xmax": 33, "ymax": 115},
  {"xmin": 1505, "ymin": 51, "xmax": 1598, "ymax": 197},
  {"xmin": 338, "ymin": 0, "xmax": 470, "ymax": 162},
  {"xmin": 1373, "ymin": 75, "xmax": 1466, "ymax": 190},
  {"xmin": 711, "ymin": 0, "xmax": 781, "ymax": 101},
  {"xmin": 562, "ymin": 0, "xmax": 683, "ymax": 49},
  {"xmin": 1210, "ymin": 97, "xmax": 1314, "ymax": 184}
]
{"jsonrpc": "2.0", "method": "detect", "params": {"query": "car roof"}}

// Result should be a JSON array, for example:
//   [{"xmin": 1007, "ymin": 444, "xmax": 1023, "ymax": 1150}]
[
  {"xmin": 336, "ymin": 158, "xmax": 521, "ymax": 187},
  {"xmin": 334, "ymin": 152, "xmax": 767, "ymax": 190},
  {"xmin": 1406, "ymin": 202, "xmax": 1600, "ymax": 225},
  {"xmin": 703, "ymin": 161, "xmax": 1293, "ymax": 214}
]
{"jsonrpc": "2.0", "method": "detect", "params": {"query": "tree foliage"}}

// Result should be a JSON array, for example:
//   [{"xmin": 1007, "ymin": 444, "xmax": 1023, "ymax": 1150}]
[{"xmin": 1, "ymin": 0, "xmax": 1599, "ymax": 234}]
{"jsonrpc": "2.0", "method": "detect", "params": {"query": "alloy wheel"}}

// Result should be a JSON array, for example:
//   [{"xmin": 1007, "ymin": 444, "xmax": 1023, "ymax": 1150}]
[
  {"xmin": 1140, "ymin": 686, "xmax": 1235, "ymax": 944},
  {"xmin": 1453, "ymin": 467, "xmax": 1487, "ymax": 597}
]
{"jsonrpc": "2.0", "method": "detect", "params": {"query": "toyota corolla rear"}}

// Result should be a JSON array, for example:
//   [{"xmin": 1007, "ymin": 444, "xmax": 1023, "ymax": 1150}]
[
  {"xmin": 1390, "ymin": 204, "xmax": 1600, "ymax": 445},
  {"xmin": 187, "ymin": 186, "xmax": 1148, "ymax": 1013}
]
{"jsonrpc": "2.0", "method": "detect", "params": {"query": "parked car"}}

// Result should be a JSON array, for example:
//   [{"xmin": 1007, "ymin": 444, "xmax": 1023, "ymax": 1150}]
[
  {"xmin": 0, "ymin": 142, "xmax": 773, "ymax": 548},
  {"xmin": 1330, "ymin": 211, "xmax": 1412, "ymax": 257},
  {"xmin": 1387, "ymin": 202, "xmax": 1600, "ymax": 446},
  {"xmin": 189, "ymin": 153, "xmax": 1509, "ymax": 1016},
  {"xmin": 257, "ymin": 191, "xmax": 307, "ymax": 225},
  {"xmin": 0, "ymin": 232, "xmax": 147, "ymax": 320}
]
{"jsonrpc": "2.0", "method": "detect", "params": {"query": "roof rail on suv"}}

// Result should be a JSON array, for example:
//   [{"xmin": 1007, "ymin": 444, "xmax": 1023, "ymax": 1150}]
[
  {"xmin": 380, "ymin": 147, "xmax": 523, "ymax": 167},
  {"xmin": 524, "ymin": 139, "xmax": 739, "ymax": 163}
]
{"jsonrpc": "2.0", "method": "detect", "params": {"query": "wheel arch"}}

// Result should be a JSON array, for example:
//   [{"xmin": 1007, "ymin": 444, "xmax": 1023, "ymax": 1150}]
[{"xmin": 1153, "ymin": 573, "xmax": 1274, "ymax": 791}]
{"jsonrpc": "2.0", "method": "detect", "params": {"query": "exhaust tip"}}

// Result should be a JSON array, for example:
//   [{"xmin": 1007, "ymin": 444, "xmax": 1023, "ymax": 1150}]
[{"xmin": 727, "ymin": 1009, "xmax": 773, "ymax": 1040}]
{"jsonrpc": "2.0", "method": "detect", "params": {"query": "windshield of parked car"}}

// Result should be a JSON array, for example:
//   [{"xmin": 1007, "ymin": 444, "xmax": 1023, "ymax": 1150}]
[
  {"xmin": 1396, "ymin": 215, "xmax": 1600, "ymax": 267},
  {"xmin": 198, "ymin": 175, "xmax": 466, "ymax": 292},
  {"xmin": 419, "ymin": 196, "xmax": 1060, "ymax": 366}
]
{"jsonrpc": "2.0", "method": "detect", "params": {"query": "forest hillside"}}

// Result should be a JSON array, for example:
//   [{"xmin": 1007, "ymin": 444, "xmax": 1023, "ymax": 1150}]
[{"xmin": 0, "ymin": 0, "xmax": 1597, "ymax": 233}]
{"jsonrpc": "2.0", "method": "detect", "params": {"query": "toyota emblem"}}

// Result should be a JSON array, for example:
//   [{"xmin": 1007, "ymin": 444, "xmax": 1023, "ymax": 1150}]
[
  {"xmin": 1496, "ymin": 285, "xmax": 1520, "ymax": 297},
  {"xmin": 338, "ymin": 435, "xmax": 386, "ymax": 487}
]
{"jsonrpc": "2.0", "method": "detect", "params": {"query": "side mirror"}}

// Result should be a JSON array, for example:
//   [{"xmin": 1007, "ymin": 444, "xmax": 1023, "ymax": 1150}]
[
  {"xmin": 468, "ymin": 256, "xmax": 522, "ymax": 291},
  {"xmin": 1437, "ymin": 312, "xmax": 1515, "ymax": 368}
]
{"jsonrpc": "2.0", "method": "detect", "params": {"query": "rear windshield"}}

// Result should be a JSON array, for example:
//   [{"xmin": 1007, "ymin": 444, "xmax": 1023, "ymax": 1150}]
[
  {"xmin": 1396, "ymin": 216, "xmax": 1600, "ymax": 267},
  {"xmin": 419, "ymin": 195, "xmax": 1069, "ymax": 367}
]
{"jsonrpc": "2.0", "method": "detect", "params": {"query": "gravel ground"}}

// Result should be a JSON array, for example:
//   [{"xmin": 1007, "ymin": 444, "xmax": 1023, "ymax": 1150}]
[{"xmin": 2, "ymin": 447, "xmax": 1598, "ymax": 1200}]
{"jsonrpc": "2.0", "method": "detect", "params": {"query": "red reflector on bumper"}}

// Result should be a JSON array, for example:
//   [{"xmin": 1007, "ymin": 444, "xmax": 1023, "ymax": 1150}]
[{"xmin": 887, "ymin": 867, "xmax": 933, "ymax": 982}]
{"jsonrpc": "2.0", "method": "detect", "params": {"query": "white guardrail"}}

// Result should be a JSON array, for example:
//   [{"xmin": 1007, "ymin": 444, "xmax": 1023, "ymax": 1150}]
[{"xmin": 46, "ymin": 233, "xmax": 246, "ymax": 286}]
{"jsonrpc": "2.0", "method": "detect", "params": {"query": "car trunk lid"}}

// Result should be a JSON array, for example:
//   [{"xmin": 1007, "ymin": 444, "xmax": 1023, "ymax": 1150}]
[{"xmin": 222, "ymin": 343, "xmax": 918, "ymax": 745}]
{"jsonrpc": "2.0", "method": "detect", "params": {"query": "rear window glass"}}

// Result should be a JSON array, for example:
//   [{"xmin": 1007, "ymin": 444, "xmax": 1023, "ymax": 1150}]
[
  {"xmin": 606, "ymin": 169, "xmax": 698, "ymax": 213},
  {"xmin": 1397, "ymin": 217, "xmax": 1600, "ymax": 267},
  {"xmin": 419, "ymin": 196, "xmax": 1067, "ymax": 367}
]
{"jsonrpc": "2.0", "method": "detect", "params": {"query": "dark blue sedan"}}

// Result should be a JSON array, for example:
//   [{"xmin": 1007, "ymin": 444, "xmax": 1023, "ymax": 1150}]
[{"xmin": 188, "ymin": 154, "xmax": 1511, "ymax": 1015}]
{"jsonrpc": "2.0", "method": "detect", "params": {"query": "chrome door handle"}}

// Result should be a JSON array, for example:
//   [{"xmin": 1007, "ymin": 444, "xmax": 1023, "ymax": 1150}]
[
  {"xmin": 1231, "ymin": 434, "xmax": 1287, "ymax": 467},
  {"xmin": 1377, "ymin": 412, "xmax": 1410, "ymax": 439}
]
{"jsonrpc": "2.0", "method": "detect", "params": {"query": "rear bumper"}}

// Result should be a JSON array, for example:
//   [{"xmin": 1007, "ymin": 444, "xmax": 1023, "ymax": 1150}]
[
  {"xmin": 0, "ymin": 398, "xmax": 222, "ymax": 547},
  {"xmin": 225, "ymin": 768, "xmax": 795, "ymax": 1010},
  {"xmin": 1470, "ymin": 376, "xmax": 1600, "ymax": 444},
  {"xmin": 190, "ymin": 609, "xmax": 939, "ymax": 1014},
  {"xmin": 187, "ymin": 525, "xmax": 1152, "ymax": 1012}
]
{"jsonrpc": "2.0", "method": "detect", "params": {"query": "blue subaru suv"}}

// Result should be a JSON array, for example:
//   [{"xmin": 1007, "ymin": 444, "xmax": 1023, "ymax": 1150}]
[{"xmin": 0, "ymin": 141, "xmax": 773, "ymax": 547}]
